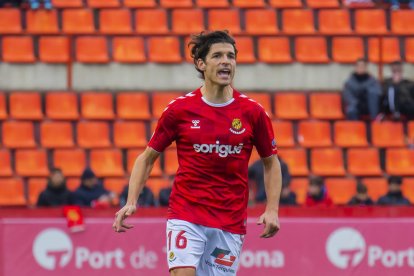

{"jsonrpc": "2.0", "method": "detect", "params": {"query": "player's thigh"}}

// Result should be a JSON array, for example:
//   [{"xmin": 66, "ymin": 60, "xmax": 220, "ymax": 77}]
[{"xmin": 170, "ymin": 267, "xmax": 196, "ymax": 276}]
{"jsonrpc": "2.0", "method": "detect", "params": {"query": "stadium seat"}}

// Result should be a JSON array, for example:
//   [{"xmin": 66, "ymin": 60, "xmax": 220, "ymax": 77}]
[
  {"xmin": 386, "ymin": 148, "xmax": 414, "ymax": 175},
  {"xmin": 271, "ymin": 121, "xmax": 295, "ymax": 147},
  {"xmin": 123, "ymin": 0, "xmax": 156, "ymax": 7},
  {"xmin": 39, "ymin": 36, "xmax": 70, "ymax": 63},
  {"xmin": 244, "ymin": 92, "xmax": 272, "ymax": 115},
  {"xmin": 318, "ymin": 9, "xmax": 351, "ymax": 34},
  {"xmin": 233, "ymin": 0, "xmax": 265, "ymax": 8},
  {"xmin": 127, "ymin": 149, "xmax": 162, "ymax": 176},
  {"xmin": 66, "ymin": 178, "xmax": 80, "ymax": 191},
  {"xmin": 0, "ymin": 178, "xmax": 26, "ymax": 206},
  {"xmin": 371, "ymin": 121, "xmax": 405, "ymax": 147},
  {"xmin": 135, "ymin": 9, "xmax": 168, "ymax": 34},
  {"xmin": 15, "ymin": 149, "xmax": 49, "ymax": 177},
  {"xmin": 62, "ymin": 9, "xmax": 95, "ymax": 34},
  {"xmin": 391, "ymin": 10, "xmax": 414, "ymax": 35},
  {"xmin": 2, "ymin": 121, "xmax": 36, "ymax": 148},
  {"xmin": 0, "ymin": 149, "xmax": 13, "ymax": 176},
  {"xmin": 87, "ymin": 0, "xmax": 120, "ymax": 7},
  {"xmin": 368, "ymin": 38, "xmax": 401, "ymax": 63},
  {"xmin": 28, "ymin": 178, "xmax": 47, "ymax": 205},
  {"xmin": 355, "ymin": 10, "xmax": 387, "ymax": 34},
  {"xmin": 363, "ymin": 178, "xmax": 388, "ymax": 201},
  {"xmin": 311, "ymin": 148, "xmax": 345, "ymax": 176},
  {"xmin": 99, "ymin": 9, "xmax": 132, "ymax": 34},
  {"xmin": 295, "ymin": 37, "xmax": 329, "ymax": 63},
  {"xmin": 406, "ymin": 38, "xmax": 414, "ymax": 63},
  {"xmin": 76, "ymin": 37, "xmax": 109, "ymax": 63},
  {"xmin": 196, "ymin": 0, "xmax": 229, "ymax": 7},
  {"xmin": 274, "ymin": 93, "xmax": 308, "ymax": 119},
  {"xmin": 277, "ymin": 148, "xmax": 309, "ymax": 176},
  {"xmin": 9, "ymin": 92, "xmax": 42, "ymax": 119},
  {"xmin": 164, "ymin": 148, "xmax": 179, "ymax": 175},
  {"xmin": 309, "ymin": 93, "xmax": 344, "ymax": 119},
  {"xmin": 332, "ymin": 37, "xmax": 364, "ymax": 63},
  {"xmin": 0, "ymin": 9, "xmax": 22, "ymax": 34},
  {"xmin": 208, "ymin": 9, "xmax": 241, "ymax": 34},
  {"xmin": 282, "ymin": 9, "xmax": 315, "ymax": 34},
  {"xmin": 113, "ymin": 121, "xmax": 148, "ymax": 148},
  {"xmin": 52, "ymin": 0, "xmax": 83, "ymax": 7},
  {"xmin": 77, "ymin": 121, "xmax": 111, "ymax": 148},
  {"xmin": 152, "ymin": 92, "xmax": 186, "ymax": 118},
  {"xmin": 90, "ymin": 149, "xmax": 125, "ymax": 177},
  {"xmin": 116, "ymin": 92, "xmax": 151, "ymax": 119},
  {"xmin": 334, "ymin": 121, "xmax": 368, "ymax": 147},
  {"xmin": 113, "ymin": 37, "xmax": 146, "ymax": 63},
  {"xmin": 0, "ymin": 93, "xmax": 6, "ymax": 119},
  {"xmin": 40, "ymin": 121, "xmax": 75, "ymax": 148},
  {"xmin": 104, "ymin": 178, "xmax": 128, "ymax": 196},
  {"xmin": 81, "ymin": 92, "xmax": 115, "ymax": 120},
  {"xmin": 146, "ymin": 178, "xmax": 170, "ymax": 199},
  {"xmin": 2, "ymin": 36, "xmax": 35, "ymax": 63},
  {"xmin": 257, "ymin": 37, "xmax": 292, "ymax": 63},
  {"xmin": 249, "ymin": 149, "xmax": 261, "ymax": 165},
  {"xmin": 269, "ymin": 0, "xmax": 302, "ymax": 8},
  {"xmin": 290, "ymin": 178, "xmax": 308, "ymax": 204},
  {"xmin": 172, "ymin": 9, "xmax": 204, "ymax": 34},
  {"xmin": 402, "ymin": 178, "xmax": 414, "ymax": 204},
  {"xmin": 160, "ymin": 0, "xmax": 192, "ymax": 7},
  {"xmin": 26, "ymin": 9, "xmax": 58, "ymax": 34},
  {"xmin": 347, "ymin": 148, "xmax": 382, "ymax": 176},
  {"xmin": 45, "ymin": 92, "xmax": 79, "ymax": 120},
  {"xmin": 234, "ymin": 37, "xmax": 256, "ymax": 63},
  {"xmin": 245, "ymin": 9, "xmax": 278, "ymax": 35},
  {"xmin": 298, "ymin": 121, "xmax": 332, "ymax": 147},
  {"xmin": 325, "ymin": 178, "xmax": 356, "ymax": 205},
  {"xmin": 53, "ymin": 148, "xmax": 86, "ymax": 177},
  {"xmin": 147, "ymin": 37, "xmax": 182, "ymax": 63},
  {"xmin": 307, "ymin": 0, "xmax": 339, "ymax": 8},
  {"xmin": 408, "ymin": 121, "xmax": 414, "ymax": 143}
]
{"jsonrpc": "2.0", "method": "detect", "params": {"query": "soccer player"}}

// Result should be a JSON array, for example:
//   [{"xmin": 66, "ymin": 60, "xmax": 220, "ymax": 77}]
[{"xmin": 113, "ymin": 30, "xmax": 282, "ymax": 276}]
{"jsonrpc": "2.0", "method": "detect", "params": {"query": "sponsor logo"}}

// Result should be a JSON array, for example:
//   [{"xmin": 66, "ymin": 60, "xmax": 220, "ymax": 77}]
[
  {"xmin": 191, "ymin": 120, "xmax": 200, "ymax": 129},
  {"xmin": 211, "ymin": 247, "xmax": 236, "ymax": 267},
  {"xmin": 193, "ymin": 141, "xmax": 243, "ymax": 158},
  {"xmin": 230, "ymin": 118, "xmax": 246, "ymax": 135},
  {"xmin": 271, "ymin": 139, "xmax": 277, "ymax": 150}
]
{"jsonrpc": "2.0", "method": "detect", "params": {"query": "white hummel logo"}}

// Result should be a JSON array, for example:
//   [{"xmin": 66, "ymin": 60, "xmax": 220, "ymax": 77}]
[{"xmin": 191, "ymin": 120, "xmax": 200, "ymax": 129}]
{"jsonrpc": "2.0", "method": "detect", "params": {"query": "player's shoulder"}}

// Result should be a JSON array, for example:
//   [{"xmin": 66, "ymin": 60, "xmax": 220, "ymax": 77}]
[{"xmin": 162, "ymin": 90, "xmax": 199, "ymax": 112}]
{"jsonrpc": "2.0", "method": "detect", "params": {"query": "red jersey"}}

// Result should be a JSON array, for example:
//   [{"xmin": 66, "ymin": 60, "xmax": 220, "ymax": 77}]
[{"xmin": 148, "ymin": 88, "xmax": 277, "ymax": 234}]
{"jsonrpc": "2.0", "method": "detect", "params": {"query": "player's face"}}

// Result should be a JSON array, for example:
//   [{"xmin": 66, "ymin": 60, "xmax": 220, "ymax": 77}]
[{"xmin": 198, "ymin": 43, "xmax": 236, "ymax": 86}]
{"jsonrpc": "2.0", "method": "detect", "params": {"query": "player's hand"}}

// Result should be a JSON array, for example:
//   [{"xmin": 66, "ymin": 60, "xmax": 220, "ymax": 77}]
[
  {"xmin": 257, "ymin": 209, "xmax": 280, "ymax": 238},
  {"xmin": 112, "ymin": 204, "xmax": 136, "ymax": 233}
]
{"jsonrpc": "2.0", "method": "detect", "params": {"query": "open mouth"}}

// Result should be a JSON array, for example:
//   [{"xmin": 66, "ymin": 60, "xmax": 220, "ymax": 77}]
[{"xmin": 217, "ymin": 69, "xmax": 231, "ymax": 78}]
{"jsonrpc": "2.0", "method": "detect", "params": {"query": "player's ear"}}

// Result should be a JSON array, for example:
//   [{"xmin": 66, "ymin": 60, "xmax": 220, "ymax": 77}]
[{"xmin": 197, "ymin": 58, "xmax": 206, "ymax": 72}]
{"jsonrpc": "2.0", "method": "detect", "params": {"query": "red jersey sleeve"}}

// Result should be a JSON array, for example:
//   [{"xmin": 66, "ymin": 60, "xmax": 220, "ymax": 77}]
[
  {"xmin": 252, "ymin": 107, "xmax": 278, "ymax": 158},
  {"xmin": 148, "ymin": 105, "xmax": 178, "ymax": 152}
]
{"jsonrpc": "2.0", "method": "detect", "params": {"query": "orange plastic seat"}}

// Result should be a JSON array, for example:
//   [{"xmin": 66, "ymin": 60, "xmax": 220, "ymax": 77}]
[
  {"xmin": 2, "ymin": 121, "xmax": 36, "ymax": 148},
  {"xmin": 371, "ymin": 121, "xmax": 405, "ymax": 147},
  {"xmin": 233, "ymin": 0, "xmax": 265, "ymax": 7},
  {"xmin": 77, "ymin": 121, "xmax": 111, "ymax": 148},
  {"xmin": 295, "ymin": 37, "xmax": 329, "ymax": 63},
  {"xmin": 368, "ymin": 38, "xmax": 400, "ymax": 63},
  {"xmin": 290, "ymin": 178, "xmax": 308, "ymax": 204},
  {"xmin": 116, "ymin": 92, "xmax": 150, "ymax": 119},
  {"xmin": 147, "ymin": 37, "xmax": 181, "ymax": 63},
  {"xmin": 311, "ymin": 148, "xmax": 345, "ymax": 176},
  {"xmin": 0, "ymin": 93, "xmax": 6, "ymax": 119},
  {"xmin": 53, "ymin": 148, "xmax": 86, "ymax": 177},
  {"xmin": 87, "ymin": 0, "xmax": 120, "ymax": 7},
  {"xmin": 66, "ymin": 178, "xmax": 81, "ymax": 191},
  {"xmin": 52, "ymin": 0, "xmax": 83, "ymax": 7},
  {"xmin": 76, "ymin": 36, "xmax": 109, "ymax": 63},
  {"xmin": 172, "ymin": 9, "xmax": 204, "ymax": 34},
  {"xmin": 298, "ymin": 121, "xmax": 332, "ymax": 147},
  {"xmin": 124, "ymin": 0, "xmax": 156, "ymax": 7},
  {"xmin": 408, "ymin": 121, "xmax": 414, "ymax": 144},
  {"xmin": 0, "ymin": 178, "xmax": 26, "ymax": 206},
  {"xmin": 277, "ymin": 148, "xmax": 309, "ymax": 176},
  {"xmin": 146, "ymin": 178, "xmax": 170, "ymax": 199},
  {"xmin": 332, "ymin": 37, "xmax": 364, "ymax": 63},
  {"xmin": 46, "ymin": 92, "xmax": 79, "ymax": 120},
  {"xmin": 9, "ymin": 92, "xmax": 42, "ymax": 119},
  {"xmin": 391, "ymin": 10, "xmax": 414, "ymax": 35},
  {"xmin": 310, "ymin": 93, "xmax": 344, "ymax": 119},
  {"xmin": 271, "ymin": 121, "xmax": 295, "ymax": 147},
  {"xmin": 113, "ymin": 121, "xmax": 148, "ymax": 148},
  {"xmin": 274, "ymin": 93, "xmax": 308, "ymax": 119},
  {"xmin": 113, "ymin": 37, "xmax": 145, "ymax": 63},
  {"xmin": 235, "ymin": 37, "xmax": 255, "ymax": 63},
  {"xmin": 245, "ymin": 9, "xmax": 278, "ymax": 35},
  {"xmin": 334, "ymin": 121, "xmax": 368, "ymax": 147},
  {"xmin": 363, "ymin": 178, "xmax": 388, "ymax": 201},
  {"xmin": 2, "ymin": 36, "xmax": 35, "ymax": 63},
  {"xmin": 244, "ymin": 92, "xmax": 272, "ymax": 115},
  {"xmin": 355, "ymin": 10, "xmax": 387, "ymax": 34},
  {"xmin": 40, "ymin": 121, "xmax": 74, "ymax": 148},
  {"xmin": 152, "ymin": 92, "xmax": 185, "ymax": 118},
  {"xmin": 0, "ymin": 149, "xmax": 13, "ymax": 176},
  {"xmin": 26, "ymin": 9, "xmax": 58, "ymax": 34},
  {"xmin": 257, "ymin": 37, "xmax": 292, "ymax": 63},
  {"xmin": 402, "ymin": 178, "xmax": 414, "ymax": 204},
  {"xmin": 249, "ymin": 149, "xmax": 261, "ymax": 165},
  {"xmin": 406, "ymin": 38, "xmax": 414, "ymax": 63},
  {"xmin": 0, "ymin": 9, "xmax": 22, "ymax": 34},
  {"xmin": 15, "ymin": 149, "xmax": 49, "ymax": 177},
  {"xmin": 269, "ymin": 0, "xmax": 302, "ymax": 8},
  {"xmin": 99, "ymin": 9, "xmax": 132, "ymax": 34},
  {"xmin": 325, "ymin": 178, "xmax": 356, "ymax": 204},
  {"xmin": 319, "ymin": 9, "xmax": 351, "ymax": 34},
  {"xmin": 160, "ymin": 0, "xmax": 192, "ymax": 7},
  {"xmin": 62, "ymin": 9, "xmax": 95, "ymax": 34},
  {"xmin": 307, "ymin": 0, "xmax": 339, "ymax": 7},
  {"xmin": 127, "ymin": 149, "xmax": 162, "ymax": 176},
  {"xmin": 283, "ymin": 9, "xmax": 315, "ymax": 34},
  {"xmin": 28, "ymin": 178, "xmax": 48, "ymax": 205},
  {"xmin": 386, "ymin": 149, "xmax": 414, "ymax": 175},
  {"xmin": 348, "ymin": 148, "xmax": 382, "ymax": 176},
  {"xmin": 104, "ymin": 178, "xmax": 128, "ymax": 196},
  {"xmin": 81, "ymin": 92, "xmax": 115, "ymax": 119},
  {"xmin": 164, "ymin": 148, "xmax": 179, "ymax": 175},
  {"xmin": 39, "ymin": 36, "xmax": 70, "ymax": 63},
  {"xmin": 90, "ymin": 149, "xmax": 125, "ymax": 177},
  {"xmin": 208, "ymin": 9, "xmax": 241, "ymax": 34},
  {"xmin": 135, "ymin": 9, "xmax": 168, "ymax": 34},
  {"xmin": 196, "ymin": 0, "xmax": 229, "ymax": 7}
]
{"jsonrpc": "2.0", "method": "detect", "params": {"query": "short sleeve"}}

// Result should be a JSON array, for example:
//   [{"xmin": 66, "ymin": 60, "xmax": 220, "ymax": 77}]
[
  {"xmin": 148, "ymin": 105, "xmax": 178, "ymax": 152},
  {"xmin": 253, "ymin": 107, "xmax": 277, "ymax": 158}
]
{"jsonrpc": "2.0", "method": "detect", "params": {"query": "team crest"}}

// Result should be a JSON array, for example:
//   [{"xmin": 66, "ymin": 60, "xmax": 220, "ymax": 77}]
[
  {"xmin": 230, "ymin": 118, "xmax": 246, "ymax": 135},
  {"xmin": 169, "ymin": 251, "xmax": 177, "ymax": 262}
]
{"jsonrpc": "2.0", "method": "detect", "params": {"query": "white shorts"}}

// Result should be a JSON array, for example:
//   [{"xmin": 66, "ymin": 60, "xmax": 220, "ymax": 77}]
[{"xmin": 166, "ymin": 219, "xmax": 244, "ymax": 275}]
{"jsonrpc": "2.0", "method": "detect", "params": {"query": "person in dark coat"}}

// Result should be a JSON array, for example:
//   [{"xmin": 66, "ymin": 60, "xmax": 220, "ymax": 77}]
[
  {"xmin": 119, "ymin": 185, "xmax": 155, "ymax": 207},
  {"xmin": 305, "ymin": 176, "xmax": 333, "ymax": 207},
  {"xmin": 348, "ymin": 181, "xmax": 374, "ymax": 206},
  {"xmin": 377, "ymin": 176, "xmax": 411, "ymax": 206},
  {"xmin": 37, "ymin": 168, "xmax": 72, "ymax": 207}
]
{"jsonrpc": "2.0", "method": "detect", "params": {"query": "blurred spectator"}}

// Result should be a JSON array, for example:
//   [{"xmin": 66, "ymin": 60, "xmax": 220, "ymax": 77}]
[
  {"xmin": 377, "ymin": 176, "xmax": 411, "ymax": 205},
  {"xmin": 158, "ymin": 176, "xmax": 175, "ymax": 207},
  {"xmin": 0, "ymin": 0, "xmax": 23, "ymax": 7},
  {"xmin": 279, "ymin": 181, "xmax": 297, "ymax": 206},
  {"xmin": 305, "ymin": 176, "xmax": 333, "ymax": 207},
  {"xmin": 29, "ymin": 0, "xmax": 52, "ymax": 9},
  {"xmin": 343, "ymin": 58, "xmax": 381, "ymax": 120},
  {"xmin": 37, "ymin": 168, "xmax": 72, "ymax": 207},
  {"xmin": 119, "ymin": 185, "xmax": 155, "ymax": 207},
  {"xmin": 386, "ymin": 0, "xmax": 414, "ymax": 9},
  {"xmin": 71, "ymin": 168, "xmax": 113, "ymax": 207},
  {"xmin": 380, "ymin": 61, "xmax": 414, "ymax": 120},
  {"xmin": 347, "ymin": 181, "xmax": 374, "ymax": 206}
]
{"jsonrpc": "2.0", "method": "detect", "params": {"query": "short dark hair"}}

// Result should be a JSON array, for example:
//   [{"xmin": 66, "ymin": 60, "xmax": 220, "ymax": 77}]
[
  {"xmin": 356, "ymin": 58, "xmax": 367, "ymax": 64},
  {"xmin": 51, "ymin": 167, "xmax": 62, "ymax": 174},
  {"xmin": 188, "ymin": 30, "xmax": 238, "ymax": 78},
  {"xmin": 310, "ymin": 176, "xmax": 324, "ymax": 187},
  {"xmin": 356, "ymin": 182, "xmax": 367, "ymax": 194},
  {"xmin": 388, "ymin": 176, "xmax": 402, "ymax": 185},
  {"xmin": 391, "ymin": 60, "xmax": 402, "ymax": 67}
]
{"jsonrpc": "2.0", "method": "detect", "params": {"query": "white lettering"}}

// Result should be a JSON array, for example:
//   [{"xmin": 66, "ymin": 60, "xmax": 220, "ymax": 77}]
[
  {"xmin": 75, "ymin": 247, "xmax": 125, "ymax": 269},
  {"xmin": 75, "ymin": 247, "xmax": 90, "ymax": 268},
  {"xmin": 129, "ymin": 246, "xmax": 158, "ymax": 269},
  {"xmin": 193, "ymin": 142, "xmax": 244, "ymax": 158},
  {"xmin": 368, "ymin": 246, "xmax": 414, "ymax": 268},
  {"xmin": 240, "ymin": 250, "xmax": 284, "ymax": 268},
  {"xmin": 382, "ymin": 251, "xmax": 397, "ymax": 268},
  {"xmin": 368, "ymin": 246, "xmax": 382, "ymax": 266}
]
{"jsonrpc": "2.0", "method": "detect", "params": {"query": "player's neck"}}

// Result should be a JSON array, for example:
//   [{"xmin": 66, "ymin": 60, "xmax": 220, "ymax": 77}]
[{"xmin": 200, "ymin": 83, "xmax": 233, "ymax": 104}]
